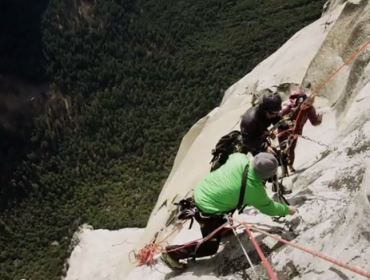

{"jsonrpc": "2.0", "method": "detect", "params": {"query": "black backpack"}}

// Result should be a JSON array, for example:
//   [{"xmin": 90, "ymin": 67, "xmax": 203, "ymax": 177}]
[{"xmin": 209, "ymin": 130, "xmax": 243, "ymax": 172}]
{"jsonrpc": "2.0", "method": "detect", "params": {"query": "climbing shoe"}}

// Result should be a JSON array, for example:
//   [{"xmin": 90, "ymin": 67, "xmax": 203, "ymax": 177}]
[
  {"xmin": 160, "ymin": 253, "xmax": 188, "ymax": 271},
  {"xmin": 288, "ymin": 165, "xmax": 296, "ymax": 173}
]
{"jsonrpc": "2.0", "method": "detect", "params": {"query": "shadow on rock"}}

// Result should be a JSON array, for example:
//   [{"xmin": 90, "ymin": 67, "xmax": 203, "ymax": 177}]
[
  {"xmin": 272, "ymin": 193, "xmax": 312, "ymax": 208},
  {"xmin": 275, "ymin": 260, "xmax": 301, "ymax": 280},
  {"xmin": 291, "ymin": 148, "xmax": 333, "ymax": 180},
  {"xmin": 327, "ymin": 166, "xmax": 365, "ymax": 192},
  {"xmin": 291, "ymin": 166, "xmax": 309, "ymax": 176}
]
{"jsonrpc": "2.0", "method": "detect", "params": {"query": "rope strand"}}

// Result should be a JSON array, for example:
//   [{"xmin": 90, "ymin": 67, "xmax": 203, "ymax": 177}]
[{"xmin": 247, "ymin": 223, "xmax": 370, "ymax": 279}]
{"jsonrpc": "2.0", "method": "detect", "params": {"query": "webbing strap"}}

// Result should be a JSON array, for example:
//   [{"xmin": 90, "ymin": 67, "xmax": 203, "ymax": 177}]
[{"xmin": 236, "ymin": 164, "xmax": 249, "ymax": 213}]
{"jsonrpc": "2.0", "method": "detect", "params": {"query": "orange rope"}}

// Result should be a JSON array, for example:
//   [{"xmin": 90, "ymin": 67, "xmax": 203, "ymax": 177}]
[
  {"xmin": 135, "ymin": 241, "xmax": 164, "ymax": 266},
  {"xmin": 275, "ymin": 37, "xmax": 370, "ymax": 138},
  {"xmin": 133, "ymin": 220, "xmax": 186, "ymax": 266}
]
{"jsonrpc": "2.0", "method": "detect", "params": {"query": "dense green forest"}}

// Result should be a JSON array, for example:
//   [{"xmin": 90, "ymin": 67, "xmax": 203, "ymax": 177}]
[{"xmin": 0, "ymin": 0, "xmax": 326, "ymax": 279}]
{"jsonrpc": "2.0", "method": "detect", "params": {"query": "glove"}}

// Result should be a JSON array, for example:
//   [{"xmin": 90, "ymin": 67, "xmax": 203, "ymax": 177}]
[{"xmin": 288, "ymin": 206, "xmax": 297, "ymax": 215}]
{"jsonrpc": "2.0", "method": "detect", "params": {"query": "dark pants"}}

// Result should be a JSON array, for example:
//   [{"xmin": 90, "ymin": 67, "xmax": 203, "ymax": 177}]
[
  {"xmin": 166, "ymin": 213, "xmax": 227, "ymax": 261},
  {"xmin": 278, "ymin": 133, "xmax": 298, "ymax": 165}
]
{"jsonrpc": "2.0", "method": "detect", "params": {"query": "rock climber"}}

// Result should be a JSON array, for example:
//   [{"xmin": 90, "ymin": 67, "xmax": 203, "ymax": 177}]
[
  {"xmin": 240, "ymin": 89, "xmax": 284, "ymax": 156},
  {"xmin": 277, "ymin": 87, "xmax": 323, "ymax": 177},
  {"xmin": 240, "ymin": 89, "xmax": 293, "ymax": 194},
  {"xmin": 160, "ymin": 152, "xmax": 297, "ymax": 271}
]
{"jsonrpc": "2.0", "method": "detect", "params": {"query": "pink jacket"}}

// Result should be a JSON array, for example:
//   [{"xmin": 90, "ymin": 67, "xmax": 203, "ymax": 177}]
[{"xmin": 279, "ymin": 89, "xmax": 322, "ymax": 135}]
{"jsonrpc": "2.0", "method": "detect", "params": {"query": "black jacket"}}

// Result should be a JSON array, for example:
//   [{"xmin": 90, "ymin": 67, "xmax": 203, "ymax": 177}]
[{"xmin": 240, "ymin": 104, "xmax": 282, "ymax": 154}]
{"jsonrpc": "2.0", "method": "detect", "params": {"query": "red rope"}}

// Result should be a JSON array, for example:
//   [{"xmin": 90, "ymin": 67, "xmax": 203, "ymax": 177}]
[
  {"xmin": 133, "ymin": 217, "xmax": 370, "ymax": 280},
  {"xmin": 248, "ymin": 224, "xmax": 370, "ymax": 279},
  {"xmin": 239, "ymin": 220, "xmax": 279, "ymax": 280}
]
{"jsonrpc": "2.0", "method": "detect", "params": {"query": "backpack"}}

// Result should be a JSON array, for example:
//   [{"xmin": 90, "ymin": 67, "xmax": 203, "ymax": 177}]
[{"xmin": 209, "ymin": 130, "xmax": 243, "ymax": 172}]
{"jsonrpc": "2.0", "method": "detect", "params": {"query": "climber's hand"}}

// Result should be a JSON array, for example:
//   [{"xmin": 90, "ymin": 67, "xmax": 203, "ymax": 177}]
[
  {"xmin": 266, "ymin": 146, "xmax": 277, "ymax": 155},
  {"xmin": 288, "ymin": 206, "xmax": 297, "ymax": 215},
  {"xmin": 317, "ymin": 113, "xmax": 323, "ymax": 123}
]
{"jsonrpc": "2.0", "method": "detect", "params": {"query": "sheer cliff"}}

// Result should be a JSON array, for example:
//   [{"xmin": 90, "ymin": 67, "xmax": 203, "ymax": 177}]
[{"xmin": 66, "ymin": 1, "xmax": 370, "ymax": 279}]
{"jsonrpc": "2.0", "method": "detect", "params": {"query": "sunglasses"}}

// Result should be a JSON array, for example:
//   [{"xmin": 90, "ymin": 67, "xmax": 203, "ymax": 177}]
[{"xmin": 266, "ymin": 111, "xmax": 279, "ymax": 115}]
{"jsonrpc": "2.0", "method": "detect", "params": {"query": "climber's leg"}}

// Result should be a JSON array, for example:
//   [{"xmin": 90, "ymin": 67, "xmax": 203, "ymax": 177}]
[
  {"xmin": 288, "ymin": 138, "xmax": 297, "ymax": 172},
  {"xmin": 162, "ymin": 215, "xmax": 226, "ymax": 269}
]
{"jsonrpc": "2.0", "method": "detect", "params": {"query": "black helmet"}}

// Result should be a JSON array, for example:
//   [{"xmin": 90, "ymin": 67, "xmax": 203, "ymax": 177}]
[{"xmin": 261, "ymin": 91, "xmax": 282, "ymax": 111}]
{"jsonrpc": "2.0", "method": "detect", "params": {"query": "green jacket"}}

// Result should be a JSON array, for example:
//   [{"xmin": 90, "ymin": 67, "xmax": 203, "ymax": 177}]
[{"xmin": 194, "ymin": 153, "xmax": 289, "ymax": 216}]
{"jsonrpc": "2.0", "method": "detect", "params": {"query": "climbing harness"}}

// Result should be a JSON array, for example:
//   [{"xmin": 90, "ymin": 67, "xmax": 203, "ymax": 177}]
[{"xmin": 174, "ymin": 197, "xmax": 198, "ymax": 230}]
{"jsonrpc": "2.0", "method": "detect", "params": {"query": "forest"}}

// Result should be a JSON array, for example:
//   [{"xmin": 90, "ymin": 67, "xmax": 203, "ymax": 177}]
[{"xmin": 0, "ymin": 0, "xmax": 326, "ymax": 279}]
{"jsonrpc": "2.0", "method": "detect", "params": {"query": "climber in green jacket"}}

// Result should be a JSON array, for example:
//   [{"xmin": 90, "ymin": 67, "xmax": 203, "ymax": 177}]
[{"xmin": 161, "ymin": 152, "xmax": 296, "ymax": 271}]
